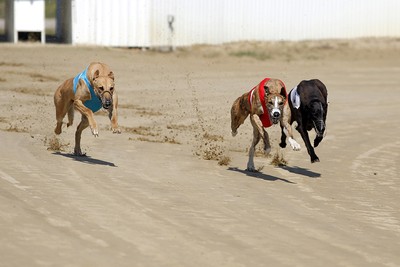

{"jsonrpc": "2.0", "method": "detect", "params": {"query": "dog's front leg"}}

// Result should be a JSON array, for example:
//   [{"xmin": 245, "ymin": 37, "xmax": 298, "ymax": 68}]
[
  {"xmin": 280, "ymin": 105, "xmax": 300, "ymax": 151},
  {"xmin": 74, "ymin": 100, "xmax": 99, "ymax": 137},
  {"xmin": 282, "ymin": 122, "xmax": 301, "ymax": 151},
  {"xmin": 109, "ymin": 92, "xmax": 121, "ymax": 134}
]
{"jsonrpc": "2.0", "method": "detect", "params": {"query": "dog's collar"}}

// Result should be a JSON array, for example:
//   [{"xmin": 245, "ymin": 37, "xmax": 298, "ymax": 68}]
[
  {"xmin": 248, "ymin": 78, "xmax": 270, "ymax": 110},
  {"xmin": 248, "ymin": 78, "xmax": 288, "ymax": 128},
  {"xmin": 248, "ymin": 78, "xmax": 272, "ymax": 127},
  {"xmin": 73, "ymin": 67, "xmax": 102, "ymax": 112},
  {"xmin": 248, "ymin": 87, "xmax": 256, "ymax": 109}
]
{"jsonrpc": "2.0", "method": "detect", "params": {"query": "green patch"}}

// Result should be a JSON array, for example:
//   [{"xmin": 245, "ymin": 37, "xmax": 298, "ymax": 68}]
[
  {"xmin": 45, "ymin": 0, "xmax": 56, "ymax": 18},
  {"xmin": 5, "ymin": 125, "xmax": 28, "ymax": 133},
  {"xmin": 0, "ymin": 0, "xmax": 56, "ymax": 18},
  {"xmin": 229, "ymin": 50, "xmax": 272, "ymax": 61}
]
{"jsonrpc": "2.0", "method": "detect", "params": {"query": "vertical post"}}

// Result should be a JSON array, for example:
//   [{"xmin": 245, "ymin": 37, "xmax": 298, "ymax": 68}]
[
  {"xmin": 167, "ymin": 15, "xmax": 175, "ymax": 52},
  {"xmin": 5, "ymin": 0, "xmax": 15, "ymax": 42}
]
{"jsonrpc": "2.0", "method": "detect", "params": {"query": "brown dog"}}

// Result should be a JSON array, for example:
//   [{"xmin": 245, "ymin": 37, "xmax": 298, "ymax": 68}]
[
  {"xmin": 53, "ymin": 62, "xmax": 120, "ymax": 156},
  {"xmin": 231, "ymin": 78, "xmax": 288, "ymax": 171}
]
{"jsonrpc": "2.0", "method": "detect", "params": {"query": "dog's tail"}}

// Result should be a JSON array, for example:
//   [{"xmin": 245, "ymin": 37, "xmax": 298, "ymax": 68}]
[{"xmin": 67, "ymin": 105, "xmax": 74, "ymax": 127}]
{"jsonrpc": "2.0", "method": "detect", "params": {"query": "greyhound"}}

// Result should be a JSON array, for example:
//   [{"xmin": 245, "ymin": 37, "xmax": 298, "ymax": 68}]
[
  {"xmin": 231, "ymin": 78, "xmax": 288, "ymax": 171},
  {"xmin": 53, "ymin": 62, "xmax": 120, "ymax": 156},
  {"xmin": 280, "ymin": 79, "xmax": 328, "ymax": 163}
]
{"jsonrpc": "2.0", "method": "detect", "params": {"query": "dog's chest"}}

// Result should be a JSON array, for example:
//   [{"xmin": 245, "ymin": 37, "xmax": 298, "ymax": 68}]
[{"xmin": 73, "ymin": 68, "xmax": 102, "ymax": 112}]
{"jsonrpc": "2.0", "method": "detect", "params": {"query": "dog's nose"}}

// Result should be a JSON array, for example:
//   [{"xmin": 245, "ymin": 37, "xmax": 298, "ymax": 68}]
[
  {"xmin": 273, "ymin": 111, "xmax": 280, "ymax": 118},
  {"xmin": 315, "ymin": 120, "xmax": 325, "ymax": 136},
  {"xmin": 320, "ymin": 125, "xmax": 325, "ymax": 135},
  {"xmin": 103, "ymin": 100, "xmax": 112, "ymax": 109}
]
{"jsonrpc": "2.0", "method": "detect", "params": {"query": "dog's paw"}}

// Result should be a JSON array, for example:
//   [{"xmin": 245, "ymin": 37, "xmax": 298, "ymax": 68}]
[
  {"xmin": 288, "ymin": 138, "xmax": 301, "ymax": 151},
  {"xmin": 311, "ymin": 155, "xmax": 320, "ymax": 163},
  {"xmin": 74, "ymin": 148, "xmax": 86, "ymax": 157},
  {"xmin": 231, "ymin": 131, "xmax": 237, "ymax": 137},
  {"xmin": 55, "ymin": 123, "xmax": 62, "ymax": 135},
  {"xmin": 54, "ymin": 128, "xmax": 62, "ymax": 135},
  {"xmin": 246, "ymin": 161, "xmax": 257, "ymax": 172},
  {"xmin": 112, "ymin": 128, "xmax": 121, "ymax": 134},
  {"xmin": 264, "ymin": 147, "xmax": 271, "ymax": 155},
  {"xmin": 246, "ymin": 167, "xmax": 258, "ymax": 172},
  {"xmin": 91, "ymin": 127, "xmax": 99, "ymax": 137}
]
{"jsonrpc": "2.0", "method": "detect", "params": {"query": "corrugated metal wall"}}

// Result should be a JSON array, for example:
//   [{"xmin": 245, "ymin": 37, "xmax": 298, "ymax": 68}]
[
  {"xmin": 65, "ymin": 0, "xmax": 400, "ymax": 47},
  {"xmin": 69, "ymin": 0, "xmax": 150, "ymax": 46}
]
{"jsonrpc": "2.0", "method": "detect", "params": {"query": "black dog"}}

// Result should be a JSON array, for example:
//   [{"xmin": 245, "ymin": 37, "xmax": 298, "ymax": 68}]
[{"xmin": 279, "ymin": 79, "xmax": 328, "ymax": 163}]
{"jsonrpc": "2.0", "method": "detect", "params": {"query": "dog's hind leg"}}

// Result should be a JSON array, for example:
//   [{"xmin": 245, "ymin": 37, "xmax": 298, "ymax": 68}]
[
  {"xmin": 74, "ymin": 115, "xmax": 89, "ymax": 156},
  {"xmin": 54, "ymin": 99, "xmax": 72, "ymax": 135},
  {"xmin": 246, "ymin": 115, "xmax": 265, "ymax": 171},
  {"xmin": 67, "ymin": 105, "xmax": 74, "ymax": 127},
  {"xmin": 246, "ymin": 124, "xmax": 261, "ymax": 172},
  {"xmin": 231, "ymin": 96, "xmax": 249, "ymax": 137},
  {"xmin": 262, "ymin": 128, "xmax": 271, "ymax": 156},
  {"xmin": 55, "ymin": 119, "xmax": 63, "ymax": 135}
]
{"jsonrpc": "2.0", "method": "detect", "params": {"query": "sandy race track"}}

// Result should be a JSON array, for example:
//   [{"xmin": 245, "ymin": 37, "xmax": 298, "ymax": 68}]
[{"xmin": 0, "ymin": 39, "xmax": 400, "ymax": 266}]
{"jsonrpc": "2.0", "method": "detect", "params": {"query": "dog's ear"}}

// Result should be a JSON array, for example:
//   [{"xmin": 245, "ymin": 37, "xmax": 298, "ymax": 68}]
[
  {"xmin": 280, "ymin": 87, "xmax": 286, "ymax": 100},
  {"xmin": 93, "ymin": 70, "xmax": 100, "ymax": 81},
  {"xmin": 264, "ymin": 85, "xmax": 270, "ymax": 95},
  {"xmin": 108, "ymin": 71, "xmax": 115, "ymax": 81}
]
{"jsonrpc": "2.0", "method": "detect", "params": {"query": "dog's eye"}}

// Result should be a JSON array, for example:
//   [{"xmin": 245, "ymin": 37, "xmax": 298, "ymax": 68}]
[
  {"xmin": 110, "ymin": 87, "xmax": 114, "ymax": 91},
  {"xmin": 99, "ymin": 87, "xmax": 104, "ymax": 91}
]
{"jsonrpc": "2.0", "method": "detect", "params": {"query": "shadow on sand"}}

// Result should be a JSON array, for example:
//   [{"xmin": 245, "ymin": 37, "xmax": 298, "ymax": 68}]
[
  {"xmin": 52, "ymin": 152, "xmax": 117, "ymax": 167},
  {"xmin": 228, "ymin": 167, "xmax": 295, "ymax": 184},
  {"xmin": 279, "ymin": 165, "xmax": 321, "ymax": 178}
]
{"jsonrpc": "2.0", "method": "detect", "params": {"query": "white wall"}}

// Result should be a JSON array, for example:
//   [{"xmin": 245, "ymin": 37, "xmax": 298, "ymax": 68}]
[
  {"xmin": 65, "ymin": 0, "xmax": 400, "ymax": 47},
  {"xmin": 6, "ymin": 0, "xmax": 45, "ymax": 43},
  {"xmin": 69, "ymin": 0, "xmax": 151, "ymax": 46}
]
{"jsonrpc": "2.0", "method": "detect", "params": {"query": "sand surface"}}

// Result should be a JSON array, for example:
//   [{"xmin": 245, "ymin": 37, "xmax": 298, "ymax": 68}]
[{"xmin": 0, "ymin": 39, "xmax": 400, "ymax": 266}]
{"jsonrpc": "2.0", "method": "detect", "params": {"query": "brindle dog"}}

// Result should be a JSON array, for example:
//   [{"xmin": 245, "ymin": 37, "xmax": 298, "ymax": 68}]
[
  {"xmin": 231, "ymin": 78, "xmax": 287, "ymax": 171},
  {"xmin": 280, "ymin": 79, "xmax": 328, "ymax": 163},
  {"xmin": 53, "ymin": 62, "xmax": 120, "ymax": 156}
]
